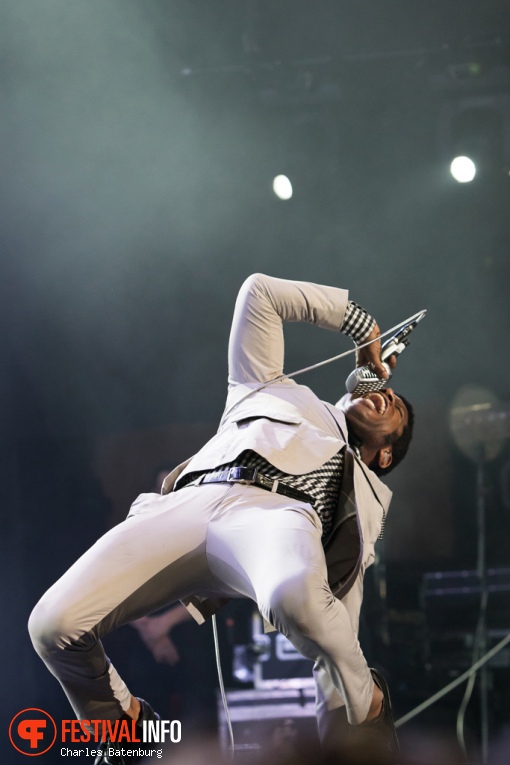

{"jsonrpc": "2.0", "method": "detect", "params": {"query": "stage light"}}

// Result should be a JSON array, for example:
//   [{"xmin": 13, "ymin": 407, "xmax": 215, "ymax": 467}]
[
  {"xmin": 450, "ymin": 156, "xmax": 476, "ymax": 183},
  {"xmin": 273, "ymin": 175, "xmax": 293, "ymax": 200}
]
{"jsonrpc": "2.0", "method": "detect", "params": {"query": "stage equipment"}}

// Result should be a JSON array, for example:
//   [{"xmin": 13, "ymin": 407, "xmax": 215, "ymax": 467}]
[
  {"xmin": 217, "ymin": 686, "xmax": 317, "ymax": 764},
  {"xmin": 448, "ymin": 386, "xmax": 509, "ymax": 763},
  {"xmin": 450, "ymin": 155, "xmax": 476, "ymax": 182},
  {"xmin": 273, "ymin": 175, "xmax": 293, "ymax": 200},
  {"xmin": 449, "ymin": 386, "xmax": 509, "ymax": 462},
  {"xmin": 423, "ymin": 567, "xmax": 510, "ymax": 667},
  {"xmin": 252, "ymin": 613, "xmax": 314, "ymax": 690},
  {"xmin": 232, "ymin": 611, "xmax": 314, "ymax": 689}
]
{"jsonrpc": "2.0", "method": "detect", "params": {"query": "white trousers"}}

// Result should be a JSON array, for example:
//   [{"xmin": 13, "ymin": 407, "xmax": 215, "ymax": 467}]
[{"xmin": 28, "ymin": 482, "xmax": 373, "ymax": 728}]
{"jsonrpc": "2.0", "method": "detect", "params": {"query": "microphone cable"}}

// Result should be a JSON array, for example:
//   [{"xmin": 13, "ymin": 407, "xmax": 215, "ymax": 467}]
[
  {"xmin": 221, "ymin": 309, "xmax": 426, "ymax": 421},
  {"xmin": 212, "ymin": 614, "xmax": 235, "ymax": 759}
]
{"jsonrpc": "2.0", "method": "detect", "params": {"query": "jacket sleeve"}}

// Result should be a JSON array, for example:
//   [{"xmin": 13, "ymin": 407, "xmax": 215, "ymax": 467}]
[{"xmin": 228, "ymin": 273, "xmax": 349, "ymax": 385}]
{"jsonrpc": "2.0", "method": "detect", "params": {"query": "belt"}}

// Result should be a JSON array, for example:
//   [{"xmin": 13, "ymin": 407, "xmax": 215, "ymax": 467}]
[{"xmin": 185, "ymin": 466, "xmax": 315, "ymax": 507}]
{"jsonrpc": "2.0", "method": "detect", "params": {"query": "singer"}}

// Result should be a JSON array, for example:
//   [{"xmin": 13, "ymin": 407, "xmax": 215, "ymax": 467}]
[{"xmin": 29, "ymin": 274, "xmax": 413, "ymax": 763}]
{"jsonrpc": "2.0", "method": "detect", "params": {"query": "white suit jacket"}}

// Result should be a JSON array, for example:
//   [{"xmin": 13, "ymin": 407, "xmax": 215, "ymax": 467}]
[{"xmin": 162, "ymin": 273, "xmax": 392, "ymax": 624}]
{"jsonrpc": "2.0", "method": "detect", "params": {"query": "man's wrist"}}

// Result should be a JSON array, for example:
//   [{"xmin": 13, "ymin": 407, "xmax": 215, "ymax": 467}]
[{"xmin": 341, "ymin": 301, "xmax": 376, "ymax": 345}]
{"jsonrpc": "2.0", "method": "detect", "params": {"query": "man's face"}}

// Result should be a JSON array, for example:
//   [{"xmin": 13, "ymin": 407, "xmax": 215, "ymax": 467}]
[{"xmin": 337, "ymin": 388, "xmax": 409, "ymax": 452}]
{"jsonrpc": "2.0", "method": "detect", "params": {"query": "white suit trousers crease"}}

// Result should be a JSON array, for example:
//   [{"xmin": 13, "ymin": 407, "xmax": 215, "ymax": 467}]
[{"xmin": 29, "ymin": 482, "xmax": 373, "ymax": 725}]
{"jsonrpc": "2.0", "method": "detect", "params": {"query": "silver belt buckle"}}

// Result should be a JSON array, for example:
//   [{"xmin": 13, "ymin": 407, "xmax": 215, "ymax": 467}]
[{"xmin": 227, "ymin": 466, "xmax": 257, "ymax": 484}]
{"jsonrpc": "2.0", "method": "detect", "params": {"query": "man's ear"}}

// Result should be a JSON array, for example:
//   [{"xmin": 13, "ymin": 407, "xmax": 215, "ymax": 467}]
[{"xmin": 376, "ymin": 447, "xmax": 393, "ymax": 470}]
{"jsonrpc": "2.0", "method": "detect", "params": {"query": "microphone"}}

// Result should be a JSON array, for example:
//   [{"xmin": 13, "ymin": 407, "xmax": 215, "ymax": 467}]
[{"xmin": 345, "ymin": 310, "xmax": 426, "ymax": 395}]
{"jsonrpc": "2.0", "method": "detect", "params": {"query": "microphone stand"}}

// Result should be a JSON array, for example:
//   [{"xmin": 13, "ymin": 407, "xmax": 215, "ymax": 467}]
[
  {"xmin": 449, "ymin": 389, "xmax": 507, "ymax": 762},
  {"xmin": 476, "ymin": 445, "xmax": 489, "ymax": 765}
]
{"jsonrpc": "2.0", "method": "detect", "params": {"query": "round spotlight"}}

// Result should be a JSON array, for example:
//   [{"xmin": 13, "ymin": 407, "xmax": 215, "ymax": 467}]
[
  {"xmin": 450, "ymin": 156, "xmax": 476, "ymax": 183},
  {"xmin": 273, "ymin": 175, "xmax": 293, "ymax": 200}
]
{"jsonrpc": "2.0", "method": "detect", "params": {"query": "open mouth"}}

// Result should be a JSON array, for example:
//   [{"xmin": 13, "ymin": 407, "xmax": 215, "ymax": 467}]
[{"xmin": 362, "ymin": 391, "xmax": 388, "ymax": 415}]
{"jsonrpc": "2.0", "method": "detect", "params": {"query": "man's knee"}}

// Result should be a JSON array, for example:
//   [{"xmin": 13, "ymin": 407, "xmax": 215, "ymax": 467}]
[{"xmin": 28, "ymin": 596, "xmax": 89, "ymax": 659}]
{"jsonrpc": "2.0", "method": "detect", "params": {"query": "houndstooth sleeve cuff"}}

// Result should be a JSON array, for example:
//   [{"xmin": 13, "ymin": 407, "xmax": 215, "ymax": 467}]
[{"xmin": 341, "ymin": 301, "xmax": 376, "ymax": 345}]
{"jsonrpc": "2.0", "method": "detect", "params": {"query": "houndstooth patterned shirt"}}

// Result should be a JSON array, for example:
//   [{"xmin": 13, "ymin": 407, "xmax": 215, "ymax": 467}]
[
  {"xmin": 215, "ymin": 448, "xmax": 345, "ymax": 538},
  {"xmin": 181, "ymin": 302, "xmax": 375, "ymax": 539}
]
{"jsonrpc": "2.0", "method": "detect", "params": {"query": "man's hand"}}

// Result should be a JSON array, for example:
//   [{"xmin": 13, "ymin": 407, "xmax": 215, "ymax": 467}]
[
  {"xmin": 132, "ymin": 614, "xmax": 170, "ymax": 643},
  {"xmin": 148, "ymin": 635, "xmax": 181, "ymax": 665},
  {"xmin": 355, "ymin": 324, "xmax": 396, "ymax": 380},
  {"xmin": 132, "ymin": 615, "xmax": 181, "ymax": 665},
  {"xmin": 130, "ymin": 606, "xmax": 193, "ymax": 666}
]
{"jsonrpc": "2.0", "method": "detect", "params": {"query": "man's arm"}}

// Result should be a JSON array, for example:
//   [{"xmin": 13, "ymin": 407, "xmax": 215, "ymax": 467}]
[
  {"xmin": 131, "ymin": 605, "xmax": 193, "ymax": 665},
  {"xmin": 227, "ymin": 273, "xmax": 393, "ymax": 387},
  {"xmin": 228, "ymin": 273, "xmax": 349, "ymax": 385}
]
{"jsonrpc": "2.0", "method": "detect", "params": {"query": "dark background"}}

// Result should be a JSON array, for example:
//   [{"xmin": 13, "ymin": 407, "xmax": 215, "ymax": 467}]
[{"xmin": 2, "ymin": 2, "xmax": 510, "ymax": 762}]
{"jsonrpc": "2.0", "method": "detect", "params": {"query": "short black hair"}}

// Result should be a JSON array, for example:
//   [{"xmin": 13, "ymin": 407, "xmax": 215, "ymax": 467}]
[{"xmin": 369, "ymin": 393, "xmax": 415, "ymax": 477}]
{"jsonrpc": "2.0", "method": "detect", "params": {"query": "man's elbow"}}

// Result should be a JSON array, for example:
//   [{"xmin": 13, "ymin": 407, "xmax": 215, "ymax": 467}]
[{"xmin": 240, "ymin": 273, "xmax": 269, "ymax": 294}]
